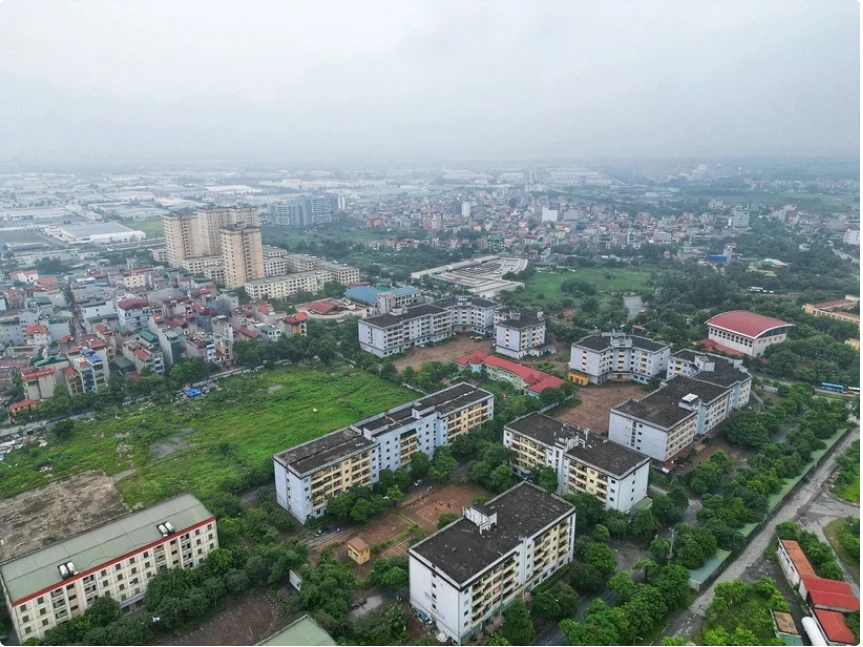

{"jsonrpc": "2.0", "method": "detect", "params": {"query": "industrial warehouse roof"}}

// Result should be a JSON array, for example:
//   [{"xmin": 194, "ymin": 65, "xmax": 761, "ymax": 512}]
[
  {"xmin": 506, "ymin": 413, "xmax": 649, "ymax": 477},
  {"xmin": 613, "ymin": 376, "xmax": 727, "ymax": 429},
  {"xmin": 705, "ymin": 310, "xmax": 792, "ymax": 338},
  {"xmin": 343, "ymin": 286, "xmax": 382, "ymax": 305},
  {"xmin": 410, "ymin": 482, "xmax": 574, "ymax": 585},
  {"xmin": 0, "ymin": 495, "xmax": 213, "ymax": 603}
]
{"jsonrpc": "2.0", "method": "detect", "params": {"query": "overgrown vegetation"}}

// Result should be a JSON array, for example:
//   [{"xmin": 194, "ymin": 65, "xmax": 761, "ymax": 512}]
[
  {"xmin": 698, "ymin": 577, "xmax": 789, "ymax": 646},
  {"xmin": 832, "ymin": 440, "xmax": 860, "ymax": 503}
]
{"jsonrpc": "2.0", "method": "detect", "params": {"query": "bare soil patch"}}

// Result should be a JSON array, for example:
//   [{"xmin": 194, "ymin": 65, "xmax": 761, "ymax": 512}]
[
  {"xmin": 550, "ymin": 382, "xmax": 646, "ymax": 433},
  {"xmin": 392, "ymin": 336, "xmax": 490, "ymax": 370},
  {"xmin": 0, "ymin": 470, "xmax": 128, "ymax": 562}
]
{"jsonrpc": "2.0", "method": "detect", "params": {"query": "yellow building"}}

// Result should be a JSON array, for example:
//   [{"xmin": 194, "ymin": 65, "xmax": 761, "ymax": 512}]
[
  {"xmin": 220, "ymin": 225, "xmax": 264, "ymax": 289},
  {"xmin": 567, "ymin": 370, "xmax": 590, "ymax": 386},
  {"xmin": 347, "ymin": 537, "xmax": 371, "ymax": 564}
]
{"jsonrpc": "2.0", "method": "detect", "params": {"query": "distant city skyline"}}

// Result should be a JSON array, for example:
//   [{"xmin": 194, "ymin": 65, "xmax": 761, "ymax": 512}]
[{"xmin": 0, "ymin": 0, "xmax": 859, "ymax": 163}]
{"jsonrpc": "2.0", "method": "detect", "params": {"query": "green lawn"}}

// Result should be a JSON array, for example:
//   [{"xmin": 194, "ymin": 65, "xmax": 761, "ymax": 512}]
[
  {"xmin": 834, "ymin": 476, "xmax": 860, "ymax": 503},
  {"xmin": 825, "ymin": 518, "xmax": 860, "ymax": 581},
  {"xmin": 0, "ymin": 366, "xmax": 413, "ymax": 508},
  {"xmin": 507, "ymin": 268, "xmax": 653, "ymax": 308},
  {"xmin": 261, "ymin": 226, "xmax": 391, "ymax": 249},
  {"xmin": 131, "ymin": 218, "xmax": 165, "ymax": 238}
]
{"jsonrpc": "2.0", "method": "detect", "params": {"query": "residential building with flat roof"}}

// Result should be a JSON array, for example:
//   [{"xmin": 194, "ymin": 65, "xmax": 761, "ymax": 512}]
[
  {"xmin": 705, "ymin": 310, "xmax": 793, "ymax": 357},
  {"xmin": 0, "ymin": 494, "xmax": 217, "ymax": 641},
  {"xmin": 358, "ymin": 304, "xmax": 453, "ymax": 357},
  {"xmin": 494, "ymin": 308, "xmax": 552, "ymax": 359},
  {"xmin": 273, "ymin": 383, "xmax": 493, "ymax": 522},
  {"xmin": 220, "ymin": 224, "xmax": 264, "ymax": 289},
  {"xmin": 608, "ymin": 375, "xmax": 737, "ymax": 462},
  {"xmin": 434, "ymin": 295, "xmax": 501, "ymax": 336},
  {"xmin": 503, "ymin": 412, "xmax": 649, "ymax": 512},
  {"xmin": 244, "ymin": 270, "xmax": 332, "ymax": 301},
  {"xmin": 409, "ymin": 482, "xmax": 575, "ymax": 645},
  {"xmin": 568, "ymin": 331, "xmax": 670, "ymax": 385},
  {"xmin": 666, "ymin": 349, "xmax": 752, "ymax": 409}
]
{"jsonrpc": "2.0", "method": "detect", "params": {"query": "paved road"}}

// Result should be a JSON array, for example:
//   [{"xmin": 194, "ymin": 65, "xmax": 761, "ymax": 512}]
[{"xmin": 660, "ymin": 427, "xmax": 860, "ymax": 643}]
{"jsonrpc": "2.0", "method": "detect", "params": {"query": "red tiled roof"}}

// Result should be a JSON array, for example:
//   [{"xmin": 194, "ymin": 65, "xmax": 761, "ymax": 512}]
[
  {"xmin": 133, "ymin": 349, "xmax": 149, "ymax": 361},
  {"xmin": 814, "ymin": 609, "xmax": 857, "ymax": 644},
  {"xmin": 706, "ymin": 310, "xmax": 791, "ymax": 338},
  {"xmin": 306, "ymin": 299, "xmax": 339, "ymax": 315},
  {"xmin": 803, "ymin": 577, "xmax": 860, "ymax": 612},
  {"xmin": 813, "ymin": 298, "xmax": 857, "ymax": 311},
  {"xmin": 22, "ymin": 368, "xmax": 54, "ymax": 381},
  {"xmin": 454, "ymin": 351, "xmax": 564, "ymax": 394},
  {"xmin": 284, "ymin": 312, "xmax": 308, "ymax": 324},
  {"xmin": 117, "ymin": 298, "xmax": 153, "ymax": 310},
  {"xmin": 780, "ymin": 540, "xmax": 817, "ymax": 577},
  {"xmin": 25, "ymin": 324, "xmax": 48, "ymax": 336},
  {"xmin": 9, "ymin": 399, "xmax": 39, "ymax": 412},
  {"xmin": 237, "ymin": 327, "xmax": 260, "ymax": 339}
]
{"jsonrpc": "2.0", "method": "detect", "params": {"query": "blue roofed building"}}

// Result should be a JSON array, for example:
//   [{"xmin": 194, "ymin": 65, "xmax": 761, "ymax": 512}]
[{"xmin": 344, "ymin": 286, "xmax": 383, "ymax": 306}]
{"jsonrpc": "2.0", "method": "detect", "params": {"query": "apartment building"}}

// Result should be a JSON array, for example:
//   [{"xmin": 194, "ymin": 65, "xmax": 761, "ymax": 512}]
[
  {"xmin": 0, "ymin": 495, "xmax": 217, "ymax": 641},
  {"xmin": 802, "ymin": 297, "xmax": 861, "ymax": 329},
  {"xmin": 608, "ymin": 375, "xmax": 733, "ymax": 462},
  {"xmin": 162, "ymin": 207, "xmax": 258, "ymax": 266},
  {"xmin": 67, "ymin": 348, "xmax": 108, "ymax": 394},
  {"xmin": 264, "ymin": 257, "xmax": 290, "ymax": 277},
  {"xmin": 284, "ymin": 253, "xmax": 318, "ymax": 273},
  {"xmin": 705, "ymin": 310, "xmax": 793, "ymax": 357},
  {"xmin": 220, "ymin": 225, "xmax": 264, "ymax": 289},
  {"xmin": 375, "ymin": 287, "xmax": 422, "ymax": 313},
  {"xmin": 666, "ymin": 349, "xmax": 752, "ymax": 409},
  {"xmin": 503, "ymin": 413, "xmax": 649, "ymax": 512},
  {"xmin": 274, "ymin": 383, "xmax": 493, "ymax": 522},
  {"xmin": 435, "ymin": 295, "xmax": 501, "ymax": 336},
  {"xmin": 244, "ymin": 270, "xmax": 332, "ymax": 301},
  {"xmin": 116, "ymin": 299, "xmax": 155, "ymax": 330},
  {"xmin": 494, "ymin": 308, "xmax": 551, "ymax": 359},
  {"xmin": 181, "ymin": 255, "xmax": 223, "ymax": 276},
  {"xmin": 314, "ymin": 260, "xmax": 360, "ymax": 286},
  {"xmin": 568, "ymin": 331, "xmax": 669, "ymax": 385},
  {"xmin": 409, "ymin": 482, "xmax": 575, "ymax": 645},
  {"xmin": 358, "ymin": 304, "xmax": 453, "ymax": 357}
]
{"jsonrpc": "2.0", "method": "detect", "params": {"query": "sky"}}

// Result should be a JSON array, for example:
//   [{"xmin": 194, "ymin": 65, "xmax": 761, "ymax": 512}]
[{"xmin": 0, "ymin": 0, "xmax": 859, "ymax": 164}]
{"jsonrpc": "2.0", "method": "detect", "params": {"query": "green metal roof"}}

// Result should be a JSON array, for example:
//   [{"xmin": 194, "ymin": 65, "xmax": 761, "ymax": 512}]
[
  {"xmin": 259, "ymin": 616, "xmax": 336, "ymax": 646},
  {"xmin": 139, "ymin": 330, "xmax": 158, "ymax": 344},
  {"xmin": 0, "ymin": 494, "xmax": 213, "ymax": 603}
]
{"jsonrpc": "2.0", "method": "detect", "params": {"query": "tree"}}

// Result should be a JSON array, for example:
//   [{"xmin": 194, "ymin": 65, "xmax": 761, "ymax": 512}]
[
  {"xmin": 571, "ymin": 563, "xmax": 604, "ymax": 593},
  {"xmin": 651, "ymin": 495, "xmax": 683, "ymax": 526},
  {"xmin": 50, "ymin": 419, "xmax": 75, "ymax": 443},
  {"xmin": 381, "ymin": 567, "xmax": 409, "ymax": 592},
  {"xmin": 502, "ymin": 599, "xmax": 534, "ymax": 645},
  {"xmin": 537, "ymin": 466, "xmax": 558, "ymax": 492},
  {"xmin": 490, "ymin": 464, "xmax": 513, "ymax": 492},
  {"xmin": 327, "ymin": 490, "xmax": 358, "ymax": 519},
  {"xmin": 386, "ymin": 485, "xmax": 405, "ymax": 505},
  {"xmin": 631, "ymin": 509, "xmax": 659, "ymax": 542},
  {"xmin": 649, "ymin": 537, "xmax": 672, "ymax": 565},
  {"xmin": 585, "ymin": 543, "xmax": 617, "ymax": 578},
  {"xmin": 85, "ymin": 596, "xmax": 121, "ymax": 628},
  {"xmin": 607, "ymin": 572, "xmax": 635, "ymax": 601},
  {"xmin": 563, "ymin": 492, "xmax": 606, "ymax": 530},
  {"xmin": 438, "ymin": 512, "xmax": 460, "ymax": 529},
  {"xmin": 379, "ymin": 362, "xmax": 399, "ymax": 383},
  {"xmin": 626, "ymin": 585, "xmax": 668, "ymax": 638},
  {"xmin": 660, "ymin": 638, "xmax": 686, "ymax": 646},
  {"xmin": 605, "ymin": 511, "xmax": 629, "ymax": 538},
  {"xmin": 532, "ymin": 581, "xmax": 579, "ymax": 620},
  {"xmin": 350, "ymin": 498, "xmax": 376, "ymax": 523},
  {"xmin": 653, "ymin": 564, "xmax": 691, "ymax": 610},
  {"xmin": 410, "ymin": 451, "xmax": 431, "ymax": 478},
  {"xmin": 429, "ymin": 446, "xmax": 458, "ymax": 481},
  {"xmin": 667, "ymin": 484, "xmax": 689, "ymax": 509},
  {"xmin": 592, "ymin": 524, "xmax": 610, "ymax": 544}
]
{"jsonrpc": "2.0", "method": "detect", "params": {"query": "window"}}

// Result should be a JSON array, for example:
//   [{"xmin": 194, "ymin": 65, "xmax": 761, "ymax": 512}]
[
  {"xmin": 37, "ymin": 597, "xmax": 44, "ymax": 604},
  {"xmin": 115, "ymin": 564, "xmax": 122, "ymax": 571}
]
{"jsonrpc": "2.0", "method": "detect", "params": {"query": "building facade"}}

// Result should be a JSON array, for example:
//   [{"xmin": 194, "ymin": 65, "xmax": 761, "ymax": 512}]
[
  {"xmin": 358, "ymin": 304, "xmax": 453, "ymax": 357},
  {"xmin": 409, "ymin": 482, "xmax": 575, "ymax": 645},
  {"xmin": 220, "ymin": 225, "xmax": 264, "ymax": 289},
  {"xmin": 503, "ymin": 413, "xmax": 650, "ymax": 512},
  {"xmin": 705, "ymin": 310, "xmax": 793, "ymax": 357},
  {"xmin": 162, "ymin": 207, "xmax": 258, "ymax": 266},
  {"xmin": 244, "ymin": 270, "xmax": 332, "ymax": 301},
  {"xmin": 435, "ymin": 295, "xmax": 501, "ymax": 336},
  {"xmin": 494, "ymin": 308, "xmax": 551, "ymax": 359},
  {"xmin": 273, "ymin": 383, "xmax": 493, "ymax": 522},
  {"xmin": 568, "ymin": 332, "xmax": 670, "ymax": 385},
  {"xmin": 0, "ymin": 495, "xmax": 216, "ymax": 641}
]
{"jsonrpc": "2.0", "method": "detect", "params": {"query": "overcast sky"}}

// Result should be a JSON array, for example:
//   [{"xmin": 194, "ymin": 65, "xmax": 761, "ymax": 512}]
[{"xmin": 0, "ymin": 0, "xmax": 859, "ymax": 164}]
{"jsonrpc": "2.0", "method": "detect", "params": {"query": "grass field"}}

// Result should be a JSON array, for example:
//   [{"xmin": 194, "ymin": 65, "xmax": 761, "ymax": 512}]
[
  {"xmin": 132, "ymin": 218, "xmax": 165, "ymax": 238},
  {"xmin": 825, "ymin": 518, "xmax": 860, "ymax": 581},
  {"xmin": 834, "ymin": 477, "xmax": 860, "ymax": 503},
  {"xmin": 507, "ymin": 268, "xmax": 653, "ymax": 308},
  {"xmin": 0, "ymin": 366, "xmax": 413, "ymax": 507},
  {"xmin": 261, "ymin": 226, "xmax": 391, "ymax": 249}
]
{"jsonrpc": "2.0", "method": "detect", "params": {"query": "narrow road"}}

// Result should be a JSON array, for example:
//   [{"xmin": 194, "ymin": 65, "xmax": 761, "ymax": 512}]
[{"xmin": 660, "ymin": 427, "xmax": 860, "ymax": 643}]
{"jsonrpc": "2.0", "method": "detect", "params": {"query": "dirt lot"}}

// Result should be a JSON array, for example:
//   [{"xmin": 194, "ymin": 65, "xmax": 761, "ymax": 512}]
[
  {"xmin": 401, "ymin": 481, "xmax": 489, "ymax": 532},
  {"xmin": 0, "ymin": 470, "xmax": 129, "ymax": 562},
  {"xmin": 551, "ymin": 382, "xmax": 646, "ymax": 433},
  {"xmin": 392, "ymin": 336, "xmax": 490, "ymax": 370},
  {"xmin": 156, "ymin": 588, "xmax": 289, "ymax": 646}
]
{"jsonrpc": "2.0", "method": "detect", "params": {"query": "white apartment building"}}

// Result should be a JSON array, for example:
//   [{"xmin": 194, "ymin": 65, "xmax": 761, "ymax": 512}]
[
  {"xmin": 503, "ymin": 413, "xmax": 650, "ymax": 513},
  {"xmin": 409, "ymin": 482, "xmax": 576, "ymax": 645},
  {"xmin": 843, "ymin": 229, "xmax": 860, "ymax": 246},
  {"xmin": 705, "ymin": 310, "xmax": 793, "ymax": 358},
  {"xmin": 181, "ymin": 255, "xmax": 223, "ymax": 276},
  {"xmin": 461, "ymin": 202, "xmax": 471, "ymax": 219},
  {"xmin": 434, "ymin": 295, "xmax": 501, "ymax": 336},
  {"xmin": 666, "ymin": 349, "xmax": 752, "ymax": 409},
  {"xmin": 608, "ymin": 375, "xmax": 738, "ymax": 462},
  {"xmin": 244, "ymin": 270, "xmax": 333, "ymax": 301},
  {"xmin": 358, "ymin": 304, "xmax": 453, "ymax": 357},
  {"xmin": 494, "ymin": 308, "xmax": 551, "ymax": 359},
  {"xmin": 274, "ymin": 383, "xmax": 493, "ymax": 522},
  {"xmin": 0, "ymin": 495, "xmax": 216, "ymax": 641},
  {"xmin": 313, "ymin": 260, "xmax": 360, "ymax": 286},
  {"xmin": 568, "ymin": 332, "xmax": 670, "ymax": 385}
]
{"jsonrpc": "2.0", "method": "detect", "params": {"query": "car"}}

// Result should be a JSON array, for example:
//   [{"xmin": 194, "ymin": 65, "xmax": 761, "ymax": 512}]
[
  {"xmin": 314, "ymin": 527, "xmax": 330, "ymax": 537},
  {"xmin": 414, "ymin": 479, "xmax": 423, "ymax": 487}
]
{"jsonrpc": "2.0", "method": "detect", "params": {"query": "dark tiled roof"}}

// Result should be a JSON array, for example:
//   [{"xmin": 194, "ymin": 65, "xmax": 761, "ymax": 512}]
[
  {"xmin": 497, "ymin": 308, "xmax": 545, "ymax": 329},
  {"xmin": 434, "ymin": 296, "xmax": 499, "ymax": 309},
  {"xmin": 410, "ymin": 482, "xmax": 574, "ymax": 585},
  {"xmin": 614, "ymin": 376, "xmax": 727, "ymax": 429},
  {"xmin": 506, "ymin": 413, "xmax": 649, "ymax": 477},
  {"xmin": 362, "ymin": 304, "xmax": 449, "ymax": 328},
  {"xmin": 274, "ymin": 429, "xmax": 374, "ymax": 475},
  {"xmin": 573, "ymin": 333, "xmax": 667, "ymax": 353}
]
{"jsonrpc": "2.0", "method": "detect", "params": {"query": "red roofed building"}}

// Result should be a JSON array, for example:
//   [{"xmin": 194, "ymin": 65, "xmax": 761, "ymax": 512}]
[
  {"xmin": 813, "ymin": 609, "xmax": 857, "ymax": 645},
  {"xmin": 9, "ymin": 399, "xmax": 39, "ymax": 417},
  {"xmin": 801, "ymin": 577, "xmax": 860, "ymax": 613},
  {"xmin": 305, "ymin": 299, "xmax": 340, "ymax": 315},
  {"xmin": 24, "ymin": 324, "xmax": 51, "ymax": 347},
  {"xmin": 455, "ymin": 351, "xmax": 565, "ymax": 397},
  {"xmin": 282, "ymin": 311, "xmax": 308, "ymax": 337},
  {"xmin": 777, "ymin": 539, "xmax": 818, "ymax": 590},
  {"xmin": 705, "ymin": 310, "xmax": 793, "ymax": 357}
]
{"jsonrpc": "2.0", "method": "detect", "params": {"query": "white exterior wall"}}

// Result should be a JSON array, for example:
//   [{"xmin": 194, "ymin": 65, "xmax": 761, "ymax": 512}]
[
  {"xmin": 569, "ymin": 343, "xmax": 668, "ymax": 384},
  {"xmin": 606, "ymin": 463, "xmax": 650, "ymax": 512},
  {"xmin": 609, "ymin": 410, "xmax": 684, "ymax": 461},
  {"xmin": 777, "ymin": 541, "xmax": 804, "ymax": 592},
  {"xmin": 707, "ymin": 325, "xmax": 788, "ymax": 358}
]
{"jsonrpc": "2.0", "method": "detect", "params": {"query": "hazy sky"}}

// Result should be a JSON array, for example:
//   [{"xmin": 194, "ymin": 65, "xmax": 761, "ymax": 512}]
[{"xmin": 0, "ymin": 0, "xmax": 859, "ymax": 163}]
